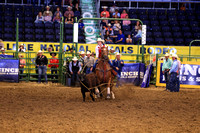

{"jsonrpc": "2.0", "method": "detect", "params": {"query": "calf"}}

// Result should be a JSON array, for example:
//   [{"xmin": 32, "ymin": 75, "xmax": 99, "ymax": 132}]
[{"xmin": 79, "ymin": 72, "xmax": 100, "ymax": 102}]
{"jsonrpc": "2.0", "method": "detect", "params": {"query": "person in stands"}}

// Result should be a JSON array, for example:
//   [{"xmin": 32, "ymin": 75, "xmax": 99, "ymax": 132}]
[
  {"xmin": 53, "ymin": 12, "xmax": 61, "ymax": 23},
  {"xmin": 0, "ymin": 39, "xmax": 4, "ymax": 49},
  {"xmin": 43, "ymin": 6, "xmax": 53, "ymax": 17},
  {"xmin": 54, "ymin": 7, "xmax": 62, "ymax": 17},
  {"xmin": 48, "ymin": 52, "xmax": 59, "ymax": 83},
  {"xmin": 36, "ymin": 50, "xmax": 48, "ymax": 84},
  {"xmin": 35, "ymin": 12, "xmax": 44, "ymax": 23},
  {"xmin": 65, "ymin": 13, "xmax": 74, "ymax": 24},
  {"xmin": 69, "ymin": 56, "xmax": 82, "ymax": 86},
  {"xmin": 44, "ymin": 11, "xmax": 53, "ymax": 23},
  {"xmin": 64, "ymin": 6, "xmax": 74, "ymax": 18},
  {"xmin": 103, "ymin": 23, "xmax": 114, "ymax": 36},
  {"xmin": 100, "ymin": 6, "xmax": 110, "ymax": 18},
  {"xmin": 121, "ymin": 9, "xmax": 128, "ymax": 18},
  {"xmin": 113, "ymin": 30, "xmax": 125, "ymax": 44}
]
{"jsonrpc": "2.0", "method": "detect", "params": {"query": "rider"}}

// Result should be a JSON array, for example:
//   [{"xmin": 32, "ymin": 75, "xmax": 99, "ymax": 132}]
[{"xmin": 93, "ymin": 38, "xmax": 113, "ymax": 70}]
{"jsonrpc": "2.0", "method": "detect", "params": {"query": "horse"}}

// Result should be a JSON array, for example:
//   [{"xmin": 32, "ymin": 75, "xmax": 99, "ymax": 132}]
[{"xmin": 95, "ymin": 46, "xmax": 115, "ymax": 99}]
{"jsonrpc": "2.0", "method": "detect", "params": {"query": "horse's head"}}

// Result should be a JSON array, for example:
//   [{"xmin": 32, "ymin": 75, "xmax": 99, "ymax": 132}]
[{"xmin": 101, "ymin": 46, "xmax": 108, "ymax": 59}]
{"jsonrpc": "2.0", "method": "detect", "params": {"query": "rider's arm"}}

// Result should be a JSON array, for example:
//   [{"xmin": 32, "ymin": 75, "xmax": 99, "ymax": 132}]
[
  {"xmin": 95, "ymin": 46, "xmax": 99, "ymax": 58},
  {"xmin": 78, "ymin": 62, "xmax": 82, "ymax": 72}
]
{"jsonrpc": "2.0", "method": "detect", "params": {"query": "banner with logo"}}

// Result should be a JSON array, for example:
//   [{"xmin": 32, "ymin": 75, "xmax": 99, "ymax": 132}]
[
  {"xmin": 0, "ymin": 59, "xmax": 19, "ymax": 82},
  {"xmin": 156, "ymin": 61, "xmax": 200, "ymax": 88},
  {"xmin": 120, "ymin": 63, "xmax": 145, "ymax": 86},
  {"xmin": 141, "ymin": 63, "xmax": 153, "ymax": 88}
]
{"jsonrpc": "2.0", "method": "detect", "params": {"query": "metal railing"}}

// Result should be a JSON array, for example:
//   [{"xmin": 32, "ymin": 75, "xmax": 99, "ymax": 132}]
[{"xmin": 189, "ymin": 40, "xmax": 200, "ymax": 61}]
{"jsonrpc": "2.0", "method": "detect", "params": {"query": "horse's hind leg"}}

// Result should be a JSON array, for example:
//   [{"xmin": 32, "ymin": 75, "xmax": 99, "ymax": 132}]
[
  {"xmin": 95, "ymin": 87, "xmax": 100, "ymax": 98},
  {"xmin": 90, "ymin": 91, "xmax": 95, "ymax": 101}
]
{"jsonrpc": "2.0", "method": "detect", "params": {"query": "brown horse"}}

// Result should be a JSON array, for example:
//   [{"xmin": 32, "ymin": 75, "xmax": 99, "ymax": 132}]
[{"xmin": 95, "ymin": 46, "xmax": 115, "ymax": 99}]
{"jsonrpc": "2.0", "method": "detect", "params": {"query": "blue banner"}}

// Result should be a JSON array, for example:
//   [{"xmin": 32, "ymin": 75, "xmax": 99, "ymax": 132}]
[
  {"xmin": 141, "ymin": 64, "xmax": 153, "ymax": 88},
  {"xmin": 159, "ymin": 63, "xmax": 200, "ymax": 86},
  {"xmin": 0, "ymin": 54, "xmax": 14, "ymax": 58},
  {"xmin": 0, "ymin": 59, "xmax": 19, "ymax": 82},
  {"xmin": 120, "ymin": 63, "xmax": 145, "ymax": 86}
]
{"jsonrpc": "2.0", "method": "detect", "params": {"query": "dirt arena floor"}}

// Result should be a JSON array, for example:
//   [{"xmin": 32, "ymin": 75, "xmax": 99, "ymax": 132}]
[{"xmin": 0, "ymin": 82, "xmax": 199, "ymax": 133}]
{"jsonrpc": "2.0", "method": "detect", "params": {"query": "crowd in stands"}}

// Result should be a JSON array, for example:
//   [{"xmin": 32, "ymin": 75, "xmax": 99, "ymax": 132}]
[
  {"xmin": 100, "ymin": 5, "xmax": 142, "ymax": 45},
  {"xmin": 34, "ymin": 5, "xmax": 77, "ymax": 24}
]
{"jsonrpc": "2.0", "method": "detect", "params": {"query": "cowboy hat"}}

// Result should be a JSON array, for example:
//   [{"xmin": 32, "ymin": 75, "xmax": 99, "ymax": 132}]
[
  {"xmin": 97, "ymin": 38, "xmax": 105, "ymax": 43},
  {"xmin": 46, "ymin": 6, "xmax": 50, "ymax": 8},
  {"xmin": 68, "ymin": 6, "xmax": 72, "ymax": 9},
  {"xmin": 86, "ymin": 51, "xmax": 91, "ymax": 55},
  {"xmin": 107, "ymin": 23, "xmax": 111, "ymax": 26},
  {"xmin": 115, "ymin": 52, "xmax": 121, "ymax": 57},
  {"xmin": 72, "ymin": 56, "xmax": 78, "ymax": 61},
  {"xmin": 1, "ymin": 48, "xmax": 5, "ymax": 51},
  {"xmin": 79, "ymin": 51, "xmax": 85, "ymax": 54},
  {"xmin": 102, "ymin": 6, "xmax": 108, "ymax": 8},
  {"xmin": 164, "ymin": 53, "xmax": 170, "ymax": 56},
  {"xmin": 171, "ymin": 54, "xmax": 178, "ymax": 58},
  {"xmin": 38, "ymin": 50, "xmax": 43, "ymax": 53}
]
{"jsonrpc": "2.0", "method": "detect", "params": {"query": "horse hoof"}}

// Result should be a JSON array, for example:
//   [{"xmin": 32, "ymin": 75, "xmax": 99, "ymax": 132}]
[{"xmin": 106, "ymin": 94, "xmax": 111, "ymax": 99}]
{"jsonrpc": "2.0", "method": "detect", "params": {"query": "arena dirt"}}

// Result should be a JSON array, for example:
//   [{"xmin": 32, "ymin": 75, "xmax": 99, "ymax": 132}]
[{"xmin": 0, "ymin": 82, "xmax": 199, "ymax": 133}]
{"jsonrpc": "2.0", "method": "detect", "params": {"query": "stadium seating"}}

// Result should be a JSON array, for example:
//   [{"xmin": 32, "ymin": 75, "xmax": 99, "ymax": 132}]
[{"xmin": 0, "ymin": 4, "xmax": 84, "ymax": 43}]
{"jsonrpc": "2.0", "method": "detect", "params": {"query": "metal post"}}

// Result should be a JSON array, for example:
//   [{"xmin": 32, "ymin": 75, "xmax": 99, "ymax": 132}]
[
  {"xmin": 59, "ymin": 17, "xmax": 64, "ymax": 83},
  {"xmin": 15, "ymin": 18, "xmax": 19, "ymax": 59},
  {"xmin": 189, "ymin": 40, "xmax": 200, "ymax": 61},
  {"xmin": 142, "ymin": 44, "xmax": 144, "ymax": 63},
  {"xmin": 136, "ymin": 41, "xmax": 139, "ymax": 62},
  {"xmin": 74, "ymin": 17, "xmax": 78, "ymax": 56}
]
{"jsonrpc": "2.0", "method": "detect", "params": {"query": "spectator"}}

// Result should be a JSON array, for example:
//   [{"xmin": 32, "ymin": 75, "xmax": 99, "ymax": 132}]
[
  {"xmin": 1, "ymin": 48, "xmax": 7, "ymax": 55},
  {"xmin": 35, "ymin": 12, "xmax": 44, "ymax": 23},
  {"xmin": 44, "ymin": 11, "xmax": 53, "ymax": 23},
  {"xmin": 0, "ymin": 39, "xmax": 4, "ymax": 49},
  {"xmin": 113, "ymin": 30, "xmax": 125, "ymax": 44},
  {"xmin": 84, "ymin": 51, "xmax": 95, "ymax": 74},
  {"xmin": 113, "ymin": 20, "xmax": 121, "ymax": 31},
  {"xmin": 121, "ymin": 9, "xmax": 128, "ymax": 18},
  {"xmin": 54, "ymin": 7, "xmax": 62, "ymax": 17},
  {"xmin": 53, "ymin": 12, "xmax": 61, "ymax": 23},
  {"xmin": 180, "ymin": 3, "xmax": 186, "ymax": 11},
  {"xmin": 18, "ymin": 44, "xmax": 26, "ymax": 52},
  {"xmin": 133, "ymin": 26, "xmax": 142, "ymax": 44},
  {"xmin": 100, "ymin": 6, "xmax": 110, "ymax": 18},
  {"xmin": 104, "ymin": 30, "xmax": 113, "ymax": 44},
  {"xmin": 101, "ymin": 19, "xmax": 107, "ymax": 29},
  {"xmin": 64, "ymin": 6, "xmax": 74, "ymax": 18},
  {"xmin": 65, "ymin": 13, "xmax": 74, "ymax": 24},
  {"xmin": 43, "ymin": 6, "xmax": 53, "ymax": 17},
  {"xmin": 19, "ymin": 54, "xmax": 26, "ymax": 79},
  {"xmin": 91, "ymin": 52, "xmax": 95, "ymax": 58},
  {"xmin": 162, "ymin": 53, "xmax": 172, "ymax": 91},
  {"xmin": 103, "ymin": 23, "xmax": 114, "ymax": 36},
  {"xmin": 36, "ymin": 50, "xmax": 48, "ymax": 84},
  {"xmin": 126, "ymin": 35, "xmax": 132, "ymax": 44},
  {"xmin": 47, "ymin": 46, "xmax": 53, "ymax": 52},
  {"xmin": 109, "ymin": 4, "xmax": 119, "ymax": 15},
  {"xmin": 123, "ymin": 15, "xmax": 131, "ymax": 26},
  {"xmin": 69, "ymin": 56, "xmax": 82, "ymax": 86},
  {"xmin": 134, "ymin": 20, "xmax": 142, "ymax": 33},
  {"xmin": 110, "ymin": 14, "xmax": 118, "ymax": 25},
  {"xmin": 79, "ymin": 20, "xmax": 84, "ymax": 30},
  {"xmin": 169, "ymin": 54, "xmax": 179, "ymax": 92},
  {"xmin": 73, "ymin": 3, "xmax": 81, "ymax": 12},
  {"xmin": 112, "ymin": 9, "xmax": 120, "ymax": 18},
  {"xmin": 112, "ymin": 52, "xmax": 124, "ymax": 87},
  {"xmin": 48, "ymin": 53, "xmax": 59, "ymax": 83}
]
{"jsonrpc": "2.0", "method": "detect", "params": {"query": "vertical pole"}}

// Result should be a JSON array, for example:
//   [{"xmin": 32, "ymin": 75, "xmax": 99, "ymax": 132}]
[
  {"xmin": 155, "ymin": 54, "xmax": 158, "ymax": 87},
  {"xmin": 74, "ymin": 17, "xmax": 78, "ymax": 56},
  {"xmin": 189, "ymin": 40, "xmax": 192, "ymax": 61},
  {"xmin": 59, "ymin": 17, "xmax": 64, "ymax": 83},
  {"xmin": 137, "ymin": 41, "xmax": 139, "ymax": 63},
  {"xmin": 16, "ymin": 18, "xmax": 19, "ymax": 59}
]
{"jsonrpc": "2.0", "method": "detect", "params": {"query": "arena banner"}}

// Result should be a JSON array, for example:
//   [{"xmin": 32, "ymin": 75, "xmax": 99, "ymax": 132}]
[
  {"xmin": 0, "ymin": 59, "xmax": 19, "ymax": 82},
  {"xmin": 120, "ymin": 63, "xmax": 145, "ymax": 86},
  {"xmin": 141, "ymin": 64, "xmax": 153, "ymax": 88},
  {"xmin": 156, "ymin": 61, "xmax": 200, "ymax": 89},
  {"xmin": 0, "ymin": 54, "xmax": 14, "ymax": 58},
  {"xmin": 3, "ymin": 42, "xmax": 200, "ymax": 56}
]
